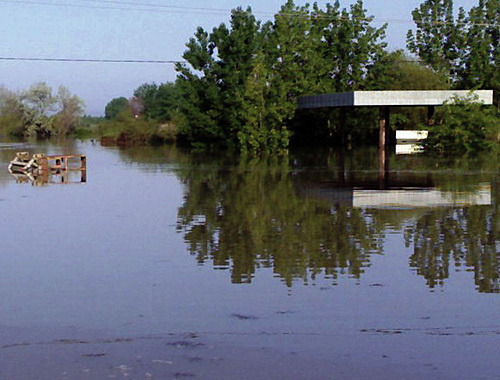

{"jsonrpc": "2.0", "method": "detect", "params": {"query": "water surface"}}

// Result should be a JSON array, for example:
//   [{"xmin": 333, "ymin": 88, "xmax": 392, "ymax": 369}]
[{"xmin": 1, "ymin": 140, "xmax": 500, "ymax": 379}]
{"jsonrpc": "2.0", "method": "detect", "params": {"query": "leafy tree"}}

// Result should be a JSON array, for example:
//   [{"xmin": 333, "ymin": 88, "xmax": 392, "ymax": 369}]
[
  {"xmin": 367, "ymin": 50, "xmax": 449, "ymax": 91},
  {"xmin": 0, "ymin": 86, "xmax": 24, "ymax": 136},
  {"xmin": 133, "ymin": 83, "xmax": 157, "ymax": 119},
  {"xmin": 175, "ymin": 26, "xmax": 223, "ymax": 146},
  {"xmin": 406, "ymin": 0, "xmax": 465, "ymax": 84},
  {"xmin": 424, "ymin": 94, "xmax": 500, "ymax": 154},
  {"xmin": 176, "ymin": 1, "xmax": 387, "ymax": 151},
  {"xmin": 53, "ymin": 86, "xmax": 85, "ymax": 135},
  {"xmin": 133, "ymin": 82, "xmax": 179, "ymax": 121},
  {"xmin": 105, "ymin": 97, "xmax": 129, "ymax": 120},
  {"xmin": 365, "ymin": 50, "xmax": 450, "ymax": 129},
  {"xmin": 459, "ymin": 0, "xmax": 500, "ymax": 96},
  {"xmin": 154, "ymin": 82, "xmax": 178, "ymax": 121},
  {"xmin": 19, "ymin": 82, "xmax": 57, "ymax": 137}
]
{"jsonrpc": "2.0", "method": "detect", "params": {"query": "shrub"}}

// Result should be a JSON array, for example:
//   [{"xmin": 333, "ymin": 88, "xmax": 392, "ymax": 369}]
[{"xmin": 424, "ymin": 94, "xmax": 500, "ymax": 154}]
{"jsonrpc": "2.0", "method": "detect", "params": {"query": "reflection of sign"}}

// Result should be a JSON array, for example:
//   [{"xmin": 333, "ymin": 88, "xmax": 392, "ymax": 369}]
[
  {"xmin": 396, "ymin": 144, "xmax": 424, "ymax": 154},
  {"xmin": 353, "ymin": 184, "xmax": 491, "ymax": 208},
  {"xmin": 396, "ymin": 130, "xmax": 428, "ymax": 155}
]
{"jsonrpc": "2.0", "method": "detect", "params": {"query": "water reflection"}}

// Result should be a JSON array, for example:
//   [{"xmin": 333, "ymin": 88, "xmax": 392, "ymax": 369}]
[
  {"xmin": 9, "ymin": 169, "xmax": 87, "ymax": 186},
  {"xmin": 174, "ymin": 149, "xmax": 500, "ymax": 292},
  {"xmin": 406, "ymin": 203, "xmax": 500, "ymax": 293},
  {"xmin": 175, "ymin": 155, "xmax": 384, "ymax": 286}
]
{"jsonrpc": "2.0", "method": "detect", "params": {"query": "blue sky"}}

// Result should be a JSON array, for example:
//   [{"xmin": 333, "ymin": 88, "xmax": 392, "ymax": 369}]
[{"xmin": 0, "ymin": 0, "xmax": 476, "ymax": 115}]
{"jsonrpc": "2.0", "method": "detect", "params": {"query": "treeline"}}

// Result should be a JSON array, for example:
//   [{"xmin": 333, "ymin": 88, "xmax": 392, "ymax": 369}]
[
  {"xmin": 4, "ymin": 0, "xmax": 500, "ymax": 154},
  {"xmin": 175, "ymin": 0, "xmax": 386, "ymax": 152},
  {"xmin": 172, "ymin": 0, "xmax": 500, "ymax": 153},
  {"xmin": 0, "ymin": 82, "xmax": 84, "ymax": 138},
  {"xmin": 97, "ymin": 82, "xmax": 178, "ymax": 145},
  {"xmin": 408, "ymin": 0, "xmax": 500, "ymax": 92},
  {"xmin": 105, "ymin": 0, "xmax": 448, "ymax": 151}
]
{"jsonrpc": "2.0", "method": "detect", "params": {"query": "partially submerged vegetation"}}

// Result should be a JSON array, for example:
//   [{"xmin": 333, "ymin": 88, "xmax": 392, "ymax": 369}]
[
  {"xmin": 2, "ymin": 0, "xmax": 500, "ymax": 155},
  {"xmin": 425, "ymin": 95, "xmax": 500, "ymax": 154}
]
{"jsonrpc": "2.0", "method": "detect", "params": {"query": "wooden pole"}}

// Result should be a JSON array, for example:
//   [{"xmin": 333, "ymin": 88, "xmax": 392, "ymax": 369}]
[
  {"xmin": 379, "ymin": 106, "xmax": 390, "ymax": 150},
  {"xmin": 428, "ymin": 105, "xmax": 435, "ymax": 126}
]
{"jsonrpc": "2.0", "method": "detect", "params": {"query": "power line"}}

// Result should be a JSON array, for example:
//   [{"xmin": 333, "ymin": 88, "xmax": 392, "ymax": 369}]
[
  {"xmin": 0, "ymin": 57, "xmax": 183, "ymax": 63},
  {"xmin": 0, "ymin": 0, "xmax": 400, "ymax": 23},
  {"xmin": 80, "ymin": 0, "xmax": 233, "ymax": 15},
  {"xmin": 0, "ymin": 0, "xmax": 237, "ymax": 15},
  {"xmin": 2, "ymin": 0, "xmax": 499, "ymax": 27}
]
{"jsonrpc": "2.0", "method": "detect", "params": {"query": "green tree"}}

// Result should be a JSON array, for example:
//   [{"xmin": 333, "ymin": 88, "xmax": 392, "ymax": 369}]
[
  {"xmin": 176, "ymin": 1, "xmax": 386, "ymax": 151},
  {"xmin": 424, "ymin": 94, "xmax": 500, "ymax": 154},
  {"xmin": 20, "ymin": 82, "xmax": 57, "ymax": 137},
  {"xmin": 459, "ymin": 0, "xmax": 500, "ymax": 96},
  {"xmin": 367, "ymin": 50, "xmax": 449, "ymax": 91},
  {"xmin": 365, "ymin": 50, "xmax": 450, "ymax": 129},
  {"xmin": 175, "ymin": 27, "xmax": 223, "ymax": 146},
  {"xmin": 154, "ymin": 82, "xmax": 178, "ymax": 121},
  {"xmin": 104, "ymin": 97, "xmax": 129, "ymax": 120},
  {"xmin": 0, "ymin": 86, "xmax": 24, "ymax": 136},
  {"xmin": 133, "ymin": 83, "xmax": 157, "ymax": 119},
  {"xmin": 407, "ymin": 0, "xmax": 465, "ymax": 84},
  {"xmin": 133, "ymin": 82, "xmax": 179, "ymax": 122},
  {"xmin": 53, "ymin": 86, "xmax": 85, "ymax": 135}
]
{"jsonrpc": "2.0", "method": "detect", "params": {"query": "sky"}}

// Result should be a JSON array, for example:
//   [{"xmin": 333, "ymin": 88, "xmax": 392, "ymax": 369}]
[{"xmin": 0, "ymin": 0, "xmax": 477, "ymax": 115}]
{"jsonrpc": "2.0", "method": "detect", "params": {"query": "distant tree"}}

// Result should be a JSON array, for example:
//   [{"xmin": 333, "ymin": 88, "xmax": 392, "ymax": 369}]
[
  {"xmin": 132, "ymin": 82, "xmax": 178, "ymax": 121},
  {"xmin": 53, "ymin": 86, "xmax": 85, "ymax": 135},
  {"xmin": 367, "ymin": 50, "xmax": 449, "ymax": 91},
  {"xmin": 0, "ymin": 86, "xmax": 24, "ymax": 136},
  {"xmin": 104, "ymin": 97, "xmax": 129, "ymax": 119},
  {"xmin": 20, "ymin": 82, "xmax": 57, "ymax": 137},
  {"xmin": 133, "ymin": 83, "xmax": 157, "ymax": 119},
  {"xmin": 365, "ymin": 50, "xmax": 450, "ymax": 129}
]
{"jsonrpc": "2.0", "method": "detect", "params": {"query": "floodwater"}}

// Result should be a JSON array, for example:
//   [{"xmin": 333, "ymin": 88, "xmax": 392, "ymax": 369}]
[{"xmin": 1, "ymin": 140, "xmax": 500, "ymax": 379}]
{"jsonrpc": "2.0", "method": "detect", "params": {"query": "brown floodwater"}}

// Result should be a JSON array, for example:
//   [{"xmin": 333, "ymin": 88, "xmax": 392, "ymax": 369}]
[{"xmin": 1, "ymin": 139, "xmax": 500, "ymax": 379}]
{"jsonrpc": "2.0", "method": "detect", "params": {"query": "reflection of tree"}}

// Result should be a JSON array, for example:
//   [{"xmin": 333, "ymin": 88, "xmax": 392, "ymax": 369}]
[
  {"xmin": 114, "ymin": 144, "xmax": 500, "ymax": 293},
  {"xmin": 176, "ymin": 156, "xmax": 383, "ymax": 286},
  {"xmin": 408, "ymin": 189, "xmax": 500, "ymax": 293}
]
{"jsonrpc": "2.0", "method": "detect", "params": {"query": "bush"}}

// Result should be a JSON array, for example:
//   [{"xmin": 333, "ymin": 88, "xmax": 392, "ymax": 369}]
[{"xmin": 424, "ymin": 94, "xmax": 500, "ymax": 154}]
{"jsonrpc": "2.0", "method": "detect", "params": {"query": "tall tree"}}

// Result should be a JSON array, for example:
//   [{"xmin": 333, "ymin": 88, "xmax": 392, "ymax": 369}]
[
  {"xmin": 53, "ymin": 86, "xmax": 85, "ymax": 135},
  {"xmin": 407, "ymin": 0, "xmax": 465, "ymax": 84},
  {"xmin": 20, "ymin": 82, "xmax": 57, "ymax": 137},
  {"xmin": 176, "ymin": 1, "xmax": 386, "ymax": 151},
  {"xmin": 460, "ymin": 0, "xmax": 500, "ymax": 94}
]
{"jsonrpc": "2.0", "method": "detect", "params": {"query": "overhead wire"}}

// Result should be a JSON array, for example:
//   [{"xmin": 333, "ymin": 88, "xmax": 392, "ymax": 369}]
[
  {"xmin": 0, "ymin": 57, "xmax": 182, "ymax": 63},
  {"xmin": 3, "ymin": 0, "xmax": 500, "ymax": 27},
  {"xmin": 1, "ymin": 0, "xmax": 499, "ymax": 66},
  {"xmin": 0, "ymin": 0, "xmax": 414, "ymax": 24}
]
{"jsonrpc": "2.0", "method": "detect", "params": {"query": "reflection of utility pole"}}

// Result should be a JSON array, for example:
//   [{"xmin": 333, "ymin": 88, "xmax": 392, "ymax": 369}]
[
  {"xmin": 338, "ymin": 108, "xmax": 346, "ymax": 146},
  {"xmin": 337, "ymin": 148, "xmax": 346, "ymax": 186},
  {"xmin": 378, "ymin": 147, "xmax": 389, "ymax": 190}
]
